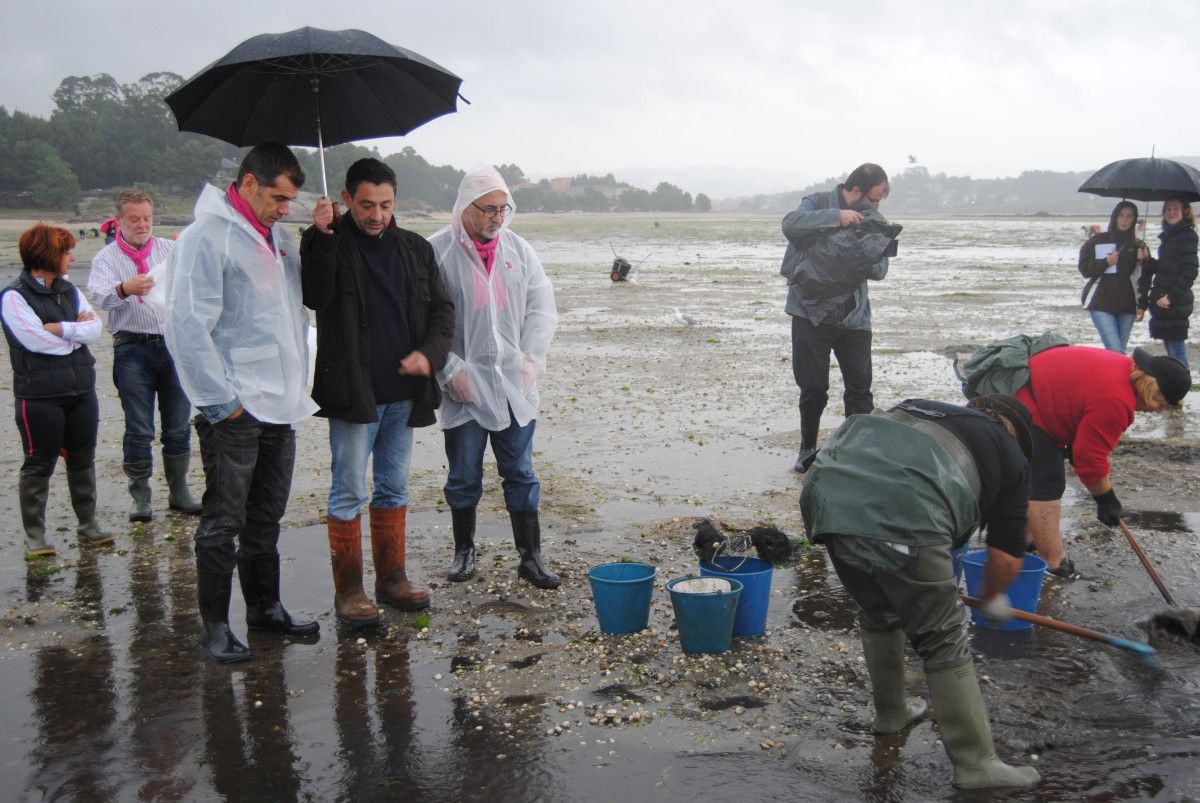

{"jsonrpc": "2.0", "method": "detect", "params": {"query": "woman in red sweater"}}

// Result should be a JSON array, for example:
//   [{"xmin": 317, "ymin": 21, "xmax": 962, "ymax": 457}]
[{"xmin": 1015, "ymin": 345, "xmax": 1190, "ymax": 578}]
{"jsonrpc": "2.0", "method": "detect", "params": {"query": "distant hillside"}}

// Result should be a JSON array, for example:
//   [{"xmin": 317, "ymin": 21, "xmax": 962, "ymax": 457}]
[{"xmin": 720, "ymin": 159, "xmax": 1200, "ymax": 216}]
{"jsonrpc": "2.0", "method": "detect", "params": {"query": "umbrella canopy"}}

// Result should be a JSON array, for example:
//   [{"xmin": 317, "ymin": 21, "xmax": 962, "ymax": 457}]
[
  {"xmin": 166, "ymin": 27, "xmax": 463, "ymax": 194},
  {"xmin": 1078, "ymin": 157, "xmax": 1200, "ymax": 203}
]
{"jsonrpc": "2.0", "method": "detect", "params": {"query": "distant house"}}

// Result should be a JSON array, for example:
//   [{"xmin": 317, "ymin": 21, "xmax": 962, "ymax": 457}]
[{"xmin": 548, "ymin": 177, "xmax": 572, "ymax": 193}]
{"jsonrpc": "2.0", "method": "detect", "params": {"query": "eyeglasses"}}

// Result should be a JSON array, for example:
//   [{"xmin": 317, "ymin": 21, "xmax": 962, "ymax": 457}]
[{"xmin": 471, "ymin": 202, "xmax": 513, "ymax": 219}]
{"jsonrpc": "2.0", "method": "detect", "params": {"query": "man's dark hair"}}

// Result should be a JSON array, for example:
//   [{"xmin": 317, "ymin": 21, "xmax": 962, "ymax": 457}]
[
  {"xmin": 236, "ymin": 142, "xmax": 305, "ymax": 189},
  {"xmin": 844, "ymin": 163, "xmax": 889, "ymax": 197},
  {"xmin": 345, "ymin": 158, "xmax": 396, "ymax": 197}
]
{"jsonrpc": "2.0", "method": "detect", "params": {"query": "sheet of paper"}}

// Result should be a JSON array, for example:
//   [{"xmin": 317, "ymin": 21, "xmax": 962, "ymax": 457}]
[{"xmin": 1094, "ymin": 242, "xmax": 1118, "ymax": 274}]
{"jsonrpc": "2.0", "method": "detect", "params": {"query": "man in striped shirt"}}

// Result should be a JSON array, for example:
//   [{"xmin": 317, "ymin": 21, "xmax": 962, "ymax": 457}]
[{"xmin": 88, "ymin": 189, "xmax": 202, "ymax": 522}]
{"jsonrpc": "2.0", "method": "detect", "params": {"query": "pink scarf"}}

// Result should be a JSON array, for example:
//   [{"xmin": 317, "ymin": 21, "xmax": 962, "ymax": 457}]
[
  {"xmin": 470, "ymin": 237, "xmax": 508, "ymax": 311},
  {"xmin": 226, "ymin": 183, "xmax": 274, "ymax": 250},
  {"xmin": 117, "ymin": 232, "xmax": 154, "ymax": 304}
]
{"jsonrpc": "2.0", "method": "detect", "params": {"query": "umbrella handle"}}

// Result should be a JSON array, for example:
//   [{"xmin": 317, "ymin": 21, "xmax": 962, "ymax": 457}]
[{"xmin": 311, "ymin": 77, "xmax": 329, "ymax": 199}]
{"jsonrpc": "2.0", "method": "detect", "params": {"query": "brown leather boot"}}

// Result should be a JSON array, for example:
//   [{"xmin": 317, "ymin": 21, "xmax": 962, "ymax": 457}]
[
  {"xmin": 327, "ymin": 515, "xmax": 380, "ymax": 629},
  {"xmin": 370, "ymin": 505, "xmax": 430, "ymax": 611}
]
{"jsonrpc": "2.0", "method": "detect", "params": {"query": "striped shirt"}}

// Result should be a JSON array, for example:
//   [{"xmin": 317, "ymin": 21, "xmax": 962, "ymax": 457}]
[{"xmin": 87, "ymin": 237, "xmax": 174, "ymax": 334}]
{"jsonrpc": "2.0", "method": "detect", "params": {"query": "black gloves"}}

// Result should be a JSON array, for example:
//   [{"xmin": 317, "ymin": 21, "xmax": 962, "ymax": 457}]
[{"xmin": 1093, "ymin": 489, "xmax": 1122, "ymax": 527}]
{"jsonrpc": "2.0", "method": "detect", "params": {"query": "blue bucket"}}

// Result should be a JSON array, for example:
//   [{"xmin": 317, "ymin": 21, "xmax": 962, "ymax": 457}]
[
  {"xmin": 588, "ymin": 562, "xmax": 657, "ymax": 634},
  {"xmin": 668, "ymin": 576, "xmax": 743, "ymax": 654},
  {"xmin": 699, "ymin": 556, "xmax": 773, "ymax": 637},
  {"xmin": 962, "ymin": 550, "xmax": 1047, "ymax": 631}
]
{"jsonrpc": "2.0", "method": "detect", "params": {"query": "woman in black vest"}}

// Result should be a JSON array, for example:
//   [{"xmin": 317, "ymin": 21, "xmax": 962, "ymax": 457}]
[{"xmin": 1, "ymin": 224, "xmax": 111, "ymax": 556}]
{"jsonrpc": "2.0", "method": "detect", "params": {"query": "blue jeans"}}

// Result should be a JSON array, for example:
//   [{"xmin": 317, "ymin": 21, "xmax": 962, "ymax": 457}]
[
  {"xmin": 327, "ymin": 401, "xmax": 414, "ymax": 520},
  {"xmin": 1088, "ymin": 310, "xmax": 1134, "ymax": 354},
  {"xmin": 193, "ymin": 413, "xmax": 295, "ymax": 575},
  {"xmin": 112, "ymin": 336, "xmax": 192, "ymax": 463},
  {"xmin": 1163, "ymin": 339, "xmax": 1189, "ymax": 366},
  {"xmin": 443, "ymin": 413, "xmax": 539, "ymax": 512}
]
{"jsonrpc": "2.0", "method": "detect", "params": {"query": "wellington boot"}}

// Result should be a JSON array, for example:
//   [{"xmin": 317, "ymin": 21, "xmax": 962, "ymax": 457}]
[
  {"xmin": 163, "ymin": 452, "xmax": 203, "ymax": 515},
  {"xmin": 327, "ymin": 515, "xmax": 380, "ymax": 629},
  {"xmin": 19, "ymin": 457, "xmax": 56, "ymax": 557},
  {"xmin": 447, "ymin": 506, "xmax": 477, "ymax": 582},
  {"xmin": 238, "ymin": 555, "xmax": 319, "ymax": 637},
  {"xmin": 123, "ymin": 461, "xmax": 153, "ymax": 522},
  {"xmin": 926, "ymin": 662, "xmax": 1040, "ymax": 789},
  {"xmin": 370, "ymin": 506, "xmax": 430, "ymax": 611},
  {"xmin": 65, "ymin": 454, "xmax": 114, "ymax": 545},
  {"xmin": 861, "ymin": 629, "xmax": 927, "ymax": 734},
  {"xmin": 510, "ymin": 509, "xmax": 560, "ymax": 589},
  {"xmin": 197, "ymin": 570, "xmax": 250, "ymax": 663}
]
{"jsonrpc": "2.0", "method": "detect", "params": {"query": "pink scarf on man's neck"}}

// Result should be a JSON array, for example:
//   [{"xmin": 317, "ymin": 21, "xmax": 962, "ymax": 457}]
[
  {"xmin": 226, "ymin": 182, "xmax": 274, "ymax": 248},
  {"xmin": 116, "ymin": 232, "xmax": 154, "ymax": 304},
  {"xmin": 116, "ymin": 232, "xmax": 154, "ymax": 274},
  {"xmin": 470, "ymin": 236, "xmax": 508, "ymax": 311}
]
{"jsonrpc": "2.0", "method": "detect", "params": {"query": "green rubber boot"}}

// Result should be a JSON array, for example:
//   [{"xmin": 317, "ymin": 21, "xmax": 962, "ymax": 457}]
[
  {"xmin": 123, "ymin": 461, "xmax": 153, "ymax": 522},
  {"xmin": 861, "ymin": 629, "xmax": 927, "ymax": 734},
  {"xmin": 20, "ymin": 456, "xmax": 57, "ymax": 557},
  {"xmin": 163, "ymin": 452, "xmax": 202, "ymax": 515},
  {"xmin": 926, "ymin": 662, "xmax": 1040, "ymax": 789}
]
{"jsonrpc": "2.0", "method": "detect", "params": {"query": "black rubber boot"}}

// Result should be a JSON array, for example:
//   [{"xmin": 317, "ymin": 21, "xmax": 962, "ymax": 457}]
[
  {"xmin": 794, "ymin": 402, "xmax": 823, "ymax": 473},
  {"xmin": 197, "ymin": 570, "xmax": 251, "ymax": 663},
  {"xmin": 238, "ymin": 555, "xmax": 320, "ymax": 637},
  {"xmin": 509, "ymin": 509, "xmax": 560, "ymax": 589},
  {"xmin": 123, "ymin": 460, "xmax": 153, "ymax": 522},
  {"xmin": 20, "ymin": 456, "xmax": 57, "ymax": 556},
  {"xmin": 447, "ymin": 506, "xmax": 477, "ymax": 582}
]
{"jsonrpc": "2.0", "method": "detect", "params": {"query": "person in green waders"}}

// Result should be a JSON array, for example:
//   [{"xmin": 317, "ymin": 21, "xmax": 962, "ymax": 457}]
[{"xmin": 801, "ymin": 394, "xmax": 1040, "ymax": 790}]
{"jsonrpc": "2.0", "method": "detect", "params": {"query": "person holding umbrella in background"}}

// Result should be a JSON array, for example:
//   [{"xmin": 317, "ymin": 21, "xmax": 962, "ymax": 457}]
[
  {"xmin": 1079, "ymin": 201, "xmax": 1149, "ymax": 353},
  {"xmin": 1137, "ymin": 195, "xmax": 1197, "ymax": 366},
  {"xmin": 164, "ymin": 142, "xmax": 320, "ymax": 663}
]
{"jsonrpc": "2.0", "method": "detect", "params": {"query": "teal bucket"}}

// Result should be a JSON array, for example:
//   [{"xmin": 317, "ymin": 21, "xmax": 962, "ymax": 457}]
[
  {"xmin": 699, "ymin": 556, "xmax": 773, "ymax": 637},
  {"xmin": 588, "ymin": 562, "xmax": 657, "ymax": 634},
  {"xmin": 962, "ymin": 550, "xmax": 1047, "ymax": 631},
  {"xmin": 668, "ymin": 576, "xmax": 743, "ymax": 654}
]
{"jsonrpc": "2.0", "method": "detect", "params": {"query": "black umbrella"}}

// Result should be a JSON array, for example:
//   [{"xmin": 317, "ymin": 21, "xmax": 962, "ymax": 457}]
[
  {"xmin": 1078, "ymin": 156, "xmax": 1200, "ymax": 203},
  {"xmin": 166, "ymin": 26, "xmax": 464, "ymax": 195}
]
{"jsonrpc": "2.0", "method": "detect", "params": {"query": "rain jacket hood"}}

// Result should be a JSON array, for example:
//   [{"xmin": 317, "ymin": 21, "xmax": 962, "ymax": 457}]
[
  {"xmin": 164, "ymin": 183, "xmax": 318, "ymax": 425},
  {"xmin": 429, "ymin": 166, "xmax": 557, "ymax": 430}
]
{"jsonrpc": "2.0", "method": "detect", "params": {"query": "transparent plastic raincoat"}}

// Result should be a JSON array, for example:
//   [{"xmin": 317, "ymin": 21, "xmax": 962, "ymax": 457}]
[
  {"xmin": 428, "ymin": 167, "xmax": 557, "ymax": 430},
  {"xmin": 164, "ymin": 184, "xmax": 318, "ymax": 425}
]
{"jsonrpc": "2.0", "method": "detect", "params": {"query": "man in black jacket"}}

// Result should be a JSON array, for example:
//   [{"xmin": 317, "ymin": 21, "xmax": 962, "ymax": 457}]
[{"xmin": 301, "ymin": 158, "xmax": 455, "ymax": 628}]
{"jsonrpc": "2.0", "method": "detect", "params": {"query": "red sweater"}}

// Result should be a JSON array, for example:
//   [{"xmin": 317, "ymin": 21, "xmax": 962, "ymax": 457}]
[{"xmin": 1015, "ymin": 346, "xmax": 1135, "ymax": 486}]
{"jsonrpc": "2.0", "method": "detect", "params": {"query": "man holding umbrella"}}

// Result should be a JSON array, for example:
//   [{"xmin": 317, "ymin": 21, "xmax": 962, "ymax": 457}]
[
  {"xmin": 164, "ymin": 142, "xmax": 320, "ymax": 663},
  {"xmin": 301, "ymin": 157, "xmax": 454, "ymax": 628}
]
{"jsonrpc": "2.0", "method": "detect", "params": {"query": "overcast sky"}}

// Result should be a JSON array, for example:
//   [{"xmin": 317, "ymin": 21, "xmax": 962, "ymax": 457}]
[{"xmin": 2, "ymin": 1, "xmax": 1193, "ymax": 196}]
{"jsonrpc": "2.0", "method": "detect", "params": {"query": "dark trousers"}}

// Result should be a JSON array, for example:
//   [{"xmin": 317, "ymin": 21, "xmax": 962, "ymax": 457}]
[
  {"xmin": 194, "ymin": 413, "xmax": 295, "ymax": 575},
  {"xmin": 15, "ymin": 391, "xmax": 99, "ymax": 462},
  {"xmin": 827, "ymin": 538, "xmax": 970, "ymax": 672},
  {"xmin": 790, "ymin": 315, "xmax": 873, "ymax": 445}
]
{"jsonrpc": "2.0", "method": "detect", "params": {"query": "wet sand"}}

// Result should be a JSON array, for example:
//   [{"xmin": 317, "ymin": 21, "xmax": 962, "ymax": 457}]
[{"xmin": 1, "ymin": 214, "xmax": 1198, "ymax": 800}]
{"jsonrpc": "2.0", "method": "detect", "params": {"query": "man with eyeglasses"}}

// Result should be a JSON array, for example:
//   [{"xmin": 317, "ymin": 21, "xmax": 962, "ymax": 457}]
[
  {"xmin": 301, "ymin": 158, "xmax": 454, "ymax": 628},
  {"xmin": 427, "ymin": 166, "xmax": 560, "ymax": 589},
  {"xmin": 780, "ymin": 163, "xmax": 892, "ymax": 473}
]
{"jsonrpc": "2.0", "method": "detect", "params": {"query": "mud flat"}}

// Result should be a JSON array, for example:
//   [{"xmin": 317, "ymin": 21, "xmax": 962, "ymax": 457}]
[{"xmin": 1, "ymin": 214, "xmax": 1197, "ymax": 799}]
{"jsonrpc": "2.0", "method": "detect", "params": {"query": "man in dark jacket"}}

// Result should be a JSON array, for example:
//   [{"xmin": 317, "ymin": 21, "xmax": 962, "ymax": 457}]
[
  {"xmin": 781, "ymin": 163, "xmax": 891, "ymax": 472},
  {"xmin": 301, "ymin": 158, "xmax": 455, "ymax": 628},
  {"xmin": 801, "ymin": 394, "xmax": 1039, "ymax": 790}
]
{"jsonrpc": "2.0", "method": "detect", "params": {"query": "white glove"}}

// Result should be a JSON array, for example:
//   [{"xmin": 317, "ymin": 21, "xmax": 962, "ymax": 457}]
[{"xmin": 978, "ymin": 593, "xmax": 1013, "ymax": 624}]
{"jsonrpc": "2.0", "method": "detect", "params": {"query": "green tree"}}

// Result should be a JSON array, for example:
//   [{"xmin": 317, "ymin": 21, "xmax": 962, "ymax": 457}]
[
  {"xmin": 13, "ymin": 140, "xmax": 78, "ymax": 208},
  {"xmin": 694, "ymin": 192, "xmax": 712, "ymax": 212}
]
